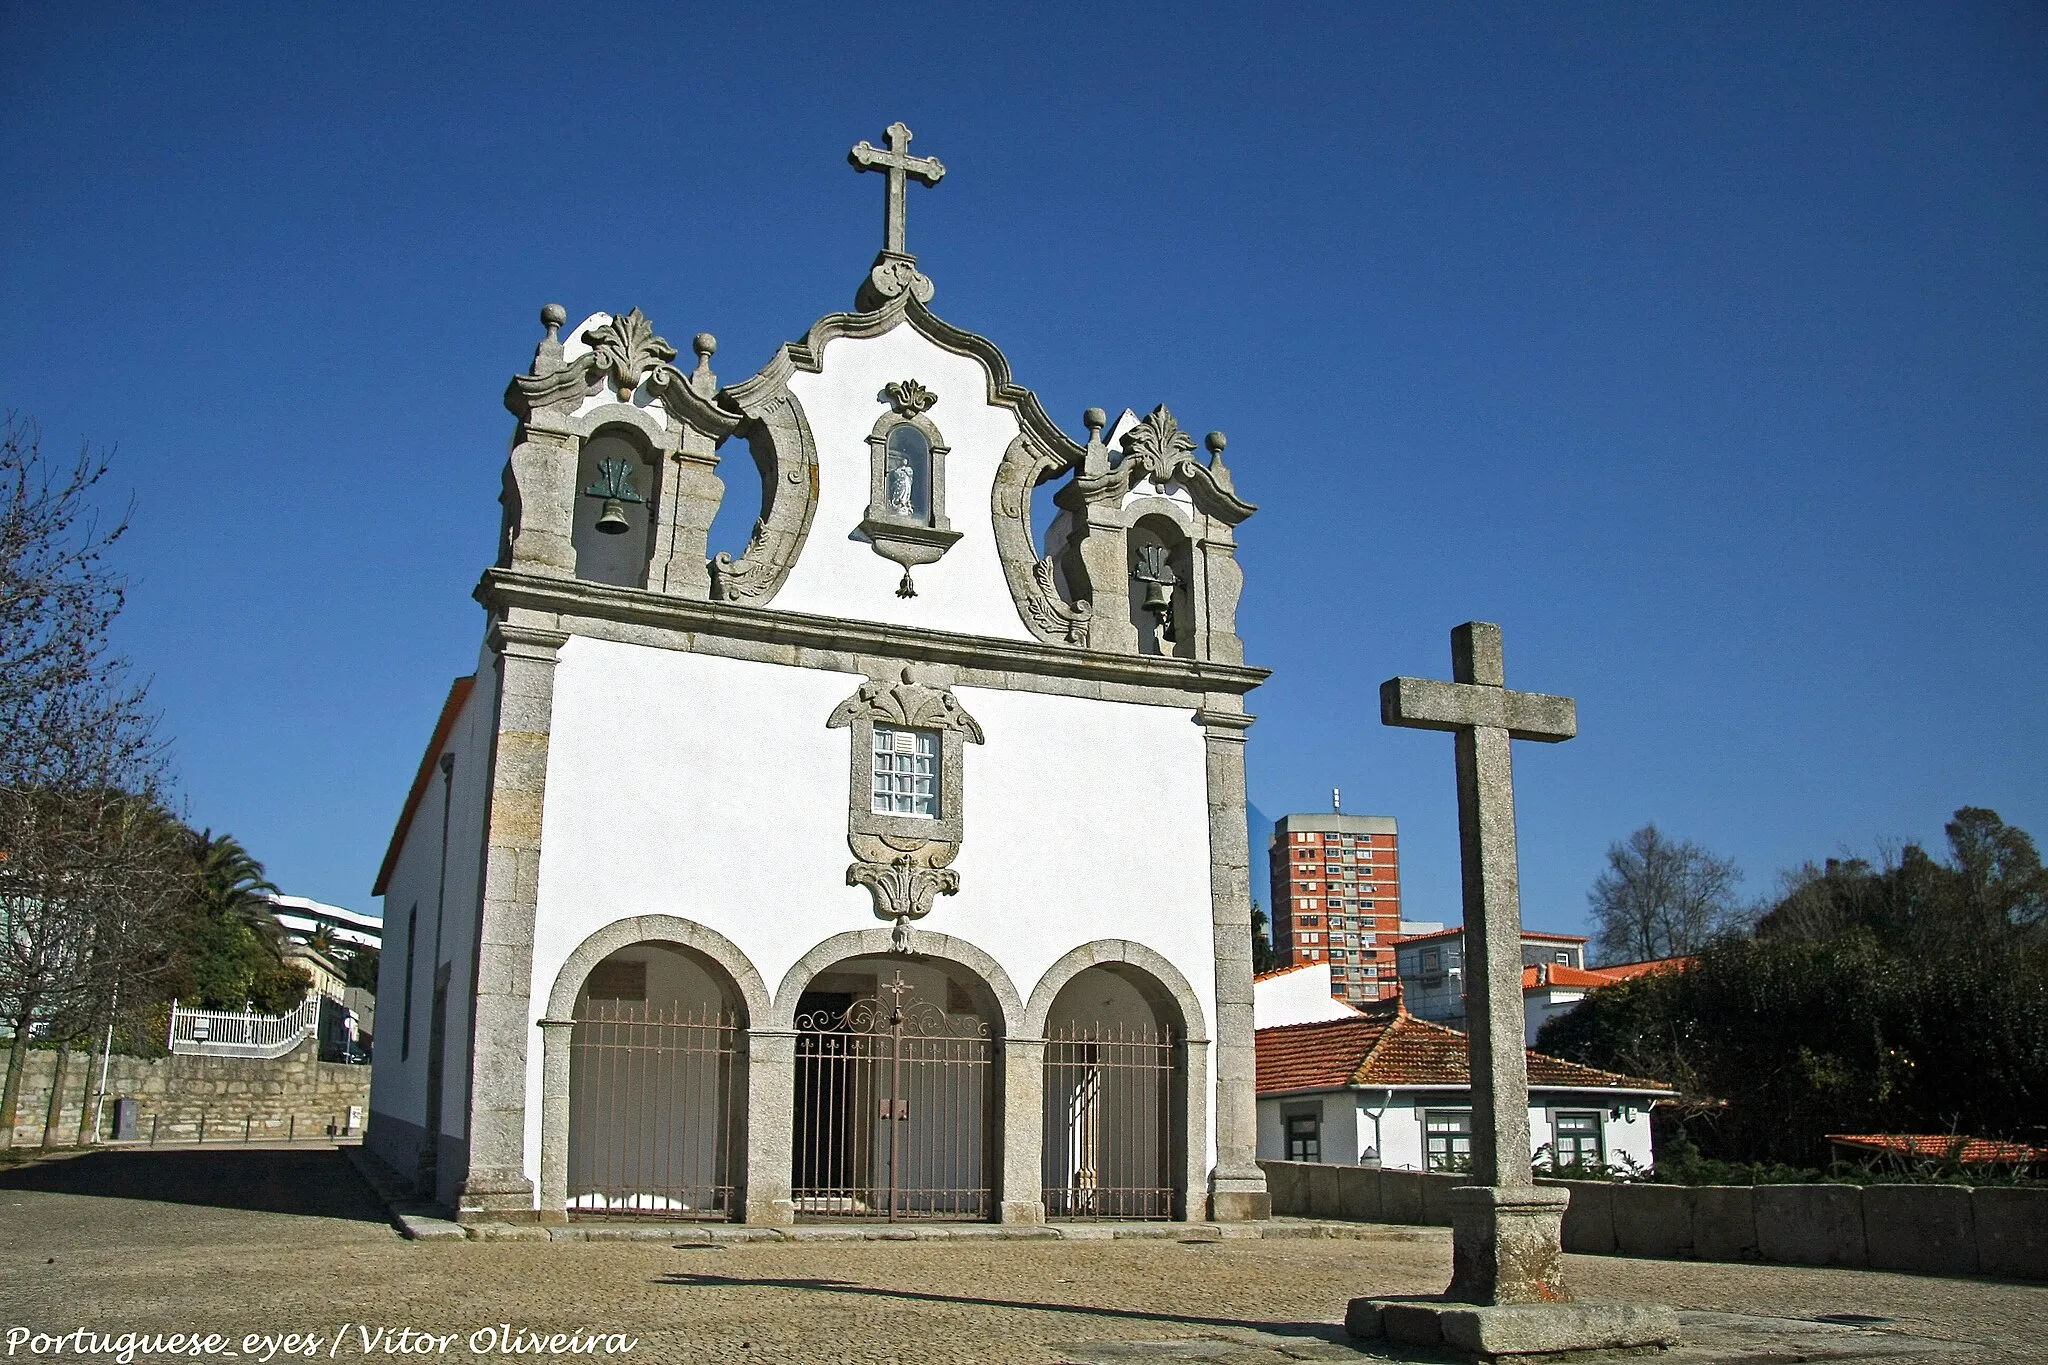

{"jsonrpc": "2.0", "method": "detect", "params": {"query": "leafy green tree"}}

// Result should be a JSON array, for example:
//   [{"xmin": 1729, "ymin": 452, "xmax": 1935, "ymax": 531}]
[
  {"xmin": 171, "ymin": 830, "xmax": 308, "ymax": 1013},
  {"xmin": 1251, "ymin": 901, "xmax": 1280, "ymax": 975},
  {"xmin": 1542, "ymin": 808, "xmax": 2048, "ymax": 1166},
  {"xmin": 342, "ymin": 946, "xmax": 379, "ymax": 993}
]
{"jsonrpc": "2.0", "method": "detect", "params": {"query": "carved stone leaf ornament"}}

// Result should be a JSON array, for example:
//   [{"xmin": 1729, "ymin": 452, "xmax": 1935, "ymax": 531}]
[
  {"xmin": 1121, "ymin": 404, "xmax": 1198, "ymax": 485},
  {"xmin": 584, "ymin": 308, "xmax": 678, "ymax": 400},
  {"xmin": 885, "ymin": 378, "xmax": 938, "ymax": 415},
  {"xmin": 827, "ymin": 670, "xmax": 987, "ymax": 742}
]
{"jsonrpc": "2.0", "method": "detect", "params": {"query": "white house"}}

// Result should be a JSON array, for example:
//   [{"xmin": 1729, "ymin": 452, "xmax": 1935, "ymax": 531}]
[
  {"xmin": 1254, "ymin": 1008, "xmax": 1673, "ymax": 1173},
  {"xmin": 1253, "ymin": 962, "xmax": 1364, "ymax": 1028},
  {"xmin": 366, "ymin": 123, "xmax": 1270, "ymax": 1228}
]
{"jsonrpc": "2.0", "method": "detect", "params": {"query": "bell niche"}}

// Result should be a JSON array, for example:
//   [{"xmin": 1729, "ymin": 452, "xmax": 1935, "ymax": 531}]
[
  {"xmin": 1127, "ymin": 515, "xmax": 1194, "ymax": 658},
  {"xmin": 572, "ymin": 429, "xmax": 657, "ymax": 588}
]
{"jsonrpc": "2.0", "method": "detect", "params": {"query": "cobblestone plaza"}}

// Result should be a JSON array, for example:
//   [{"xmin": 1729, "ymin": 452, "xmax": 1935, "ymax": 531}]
[{"xmin": 1, "ymin": 1146, "xmax": 2043, "ymax": 1364}]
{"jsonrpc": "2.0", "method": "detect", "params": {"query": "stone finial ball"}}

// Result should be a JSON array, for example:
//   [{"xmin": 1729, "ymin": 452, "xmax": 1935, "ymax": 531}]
[
  {"xmin": 1205, "ymin": 431, "xmax": 1227, "ymax": 456},
  {"xmin": 694, "ymin": 332, "xmax": 718, "ymax": 358},
  {"xmin": 541, "ymin": 303, "xmax": 567, "ymax": 331},
  {"xmin": 1083, "ymin": 407, "xmax": 1107, "ymax": 434}
]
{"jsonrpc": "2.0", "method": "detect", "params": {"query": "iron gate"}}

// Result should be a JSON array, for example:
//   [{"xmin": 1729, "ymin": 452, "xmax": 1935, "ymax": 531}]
[
  {"xmin": 1042, "ymin": 1020, "xmax": 1178, "ymax": 1219},
  {"xmin": 793, "ymin": 974, "xmax": 993, "ymax": 1221},
  {"xmin": 568, "ymin": 999, "xmax": 742, "ymax": 1219}
]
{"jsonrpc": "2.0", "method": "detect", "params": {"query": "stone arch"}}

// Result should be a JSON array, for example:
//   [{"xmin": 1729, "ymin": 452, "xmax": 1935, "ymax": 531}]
[
  {"xmin": 1023, "ymin": 940, "xmax": 1209, "ymax": 1042},
  {"xmin": 545, "ymin": 914, "xmax": 771, "ymax": 1026},
  {"xmin": 538, "ymin": 915, "xmax": 770, "ymax": 1223},
  {"xmin": 769, "ymin": 928, "xmax": 1024, "ymax": 1036}
]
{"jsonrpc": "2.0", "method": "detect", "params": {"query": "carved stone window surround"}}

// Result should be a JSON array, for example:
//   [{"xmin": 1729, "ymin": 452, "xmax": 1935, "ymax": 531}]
[{"xmin": 827, "ymin": 669, "xmax": 985, "ymax": 946}]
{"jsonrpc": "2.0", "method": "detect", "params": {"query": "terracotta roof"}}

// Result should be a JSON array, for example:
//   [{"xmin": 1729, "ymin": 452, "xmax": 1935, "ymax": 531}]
[
  {"xmin": 1256, "ymin": 1011, "xmax": 1672, "ymax": 1096},
  {"xmin": 1253, "ymin": 963, "xmax": 1317, "ymax": 983},
  {"xmin": 1523, "ymin": 963, "xmax": 1630, "ymax": 991},
  {"xmin": 1596, "ymin": 956, "xmax": 1696, "ymax": 980},
  {"xmin": 371, "ymin": 675, "xmax": 476, "ymax": 897},
  {"xmin": 1828, "ymin": 1134, "xmax": 2047, "ymax": 1165}
]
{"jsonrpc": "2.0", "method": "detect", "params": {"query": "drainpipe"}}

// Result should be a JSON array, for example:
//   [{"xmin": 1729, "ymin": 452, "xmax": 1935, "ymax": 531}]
[{"xmin": 1360, "ymin": 1088, "xmax": 1391, "ymax": 1166}]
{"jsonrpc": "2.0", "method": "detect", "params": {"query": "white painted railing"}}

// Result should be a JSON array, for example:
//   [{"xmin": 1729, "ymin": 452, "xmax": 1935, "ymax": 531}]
[{"xmin": 167, "ymin": 993, "xmax": 319, "ymax": 1059}]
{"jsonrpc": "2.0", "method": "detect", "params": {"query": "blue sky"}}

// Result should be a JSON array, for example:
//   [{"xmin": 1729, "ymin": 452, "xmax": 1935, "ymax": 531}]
[{"xmin": 4, "ymin": 4, "xmax": 2043, "ymax": 936}]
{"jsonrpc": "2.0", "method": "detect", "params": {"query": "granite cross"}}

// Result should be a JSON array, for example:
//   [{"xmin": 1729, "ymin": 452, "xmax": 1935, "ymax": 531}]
[
  {"xmin": 849, "ymin": 121, "xmax": 946, "ymax": 257},
  {"xmin": 1382, "ymin": 621, "xmax": 1578, "ymax": 1303}
]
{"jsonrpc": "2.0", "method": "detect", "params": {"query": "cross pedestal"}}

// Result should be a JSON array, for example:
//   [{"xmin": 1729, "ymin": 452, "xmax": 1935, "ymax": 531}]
[{"xmin": 1349, "ymin": 622, "xmax": 1679, "ymax": 1356}]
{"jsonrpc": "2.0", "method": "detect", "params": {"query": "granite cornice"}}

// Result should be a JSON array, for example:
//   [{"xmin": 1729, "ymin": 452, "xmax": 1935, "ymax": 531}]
[{"xmin": 473, "ymin": 567, "xmax": 1270, "ymax": 698}]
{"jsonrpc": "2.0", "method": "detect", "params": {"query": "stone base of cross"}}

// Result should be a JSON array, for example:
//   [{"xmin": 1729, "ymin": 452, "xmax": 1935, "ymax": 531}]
[{"xmin": 1347, "ymin": 622, "xmax": 1680, "ymax": 1354}]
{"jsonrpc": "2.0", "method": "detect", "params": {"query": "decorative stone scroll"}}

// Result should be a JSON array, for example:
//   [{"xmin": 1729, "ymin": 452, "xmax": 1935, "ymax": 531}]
[{"xmin": 826, "ymin": 668, "xmax": 985, "ymax": 950}]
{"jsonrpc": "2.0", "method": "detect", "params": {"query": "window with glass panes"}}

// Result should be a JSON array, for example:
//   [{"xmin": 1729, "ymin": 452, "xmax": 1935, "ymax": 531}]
[
  {"xmin": 1285, "ymin": 1111, "xmax": 1321, "ymax": 1162},
  {"xmin": 871, "ymin": 725, "xmax": 939, "ymax": 817},
  {"xmin": 1424, "ymin": 1110, "xmax": 1472, "ymax": 1170},
  {"xmin": 1552, "ymin": 1112, "xmax": 1603, "ymax": 1166}
]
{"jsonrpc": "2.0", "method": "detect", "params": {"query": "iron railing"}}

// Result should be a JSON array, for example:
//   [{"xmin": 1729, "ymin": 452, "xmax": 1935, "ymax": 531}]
[
  {"xmin": 793, "ymin": 978, "xmax": 993, "ymax": 1221},
  {"xmin": 167, "ymin": 994, "xmax": 320, "ymax": 1059},
  {"xmin": 568, "ymin": 1000, "xmax": 742, "ymax": 1219},
  {"xmin": 1042, "ymin": 1020, "xmax": 1178, "ymax": 1220}
]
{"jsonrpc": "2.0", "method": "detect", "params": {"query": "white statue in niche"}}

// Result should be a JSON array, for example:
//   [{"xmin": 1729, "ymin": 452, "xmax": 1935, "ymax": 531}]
[{"xmin": 887, "ymin": 457, "xmax": 916, "ymax": 516}]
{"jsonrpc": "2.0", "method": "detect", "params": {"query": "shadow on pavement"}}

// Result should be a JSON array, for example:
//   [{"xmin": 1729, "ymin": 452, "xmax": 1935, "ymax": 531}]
[
  {"xmin": 0, "ymin": 1146, "xmax": 389, "ymax": 1223},
  {"xmin": 653, "ymin": 1271, "xmax": 1349, "ymax": 1343}
]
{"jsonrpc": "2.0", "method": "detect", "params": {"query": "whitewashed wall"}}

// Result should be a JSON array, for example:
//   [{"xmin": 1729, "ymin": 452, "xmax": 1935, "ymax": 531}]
[
  {"xmin": 1256, "ymin": 1090, "xmax": 1656, "ymax": 1172},
  {"xmin": 367, "ymin": 657, "xmax": 497, "ymax": 1178},
  {"xmin": 775, "ymin": 321, "xmax": 1036, "ymax": 639},
  {"xmin": 1253, "ymin": 964, "xmax": 1362, "ymax": 1028},
  {"xmin": 522, "ymin": 637, "xmax": 1220, "ymax": 1189}
]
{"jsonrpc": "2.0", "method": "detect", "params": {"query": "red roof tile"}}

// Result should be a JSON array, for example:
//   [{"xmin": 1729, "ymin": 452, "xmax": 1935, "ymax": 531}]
[
  {"xmin": 1256, "ymin": 1011, "xmax": 1672, "ymax": 1096},
  {"xmin": 1597, "ymin": 956, "xmax": 1697, "ymax": 981},
  {"xmin": 1523, "ymin": 963, "xmax": 1629, "ymax": 990},
  {"xmin": 1828, "ymin": 1134, "xmax": 2047, "ymax": 1165}
]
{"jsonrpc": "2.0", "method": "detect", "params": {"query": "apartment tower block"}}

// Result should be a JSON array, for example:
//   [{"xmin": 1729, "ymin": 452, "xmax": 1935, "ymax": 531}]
[{"xmin": 1267, "ymin": 813, "xmax": 1402, "ymax": 1004}]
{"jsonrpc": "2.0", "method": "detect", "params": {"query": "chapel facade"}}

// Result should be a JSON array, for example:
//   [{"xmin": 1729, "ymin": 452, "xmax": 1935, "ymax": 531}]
[{"xmin": 366, "ymin": 124, "xmax": 1271, "ymax": 1226}]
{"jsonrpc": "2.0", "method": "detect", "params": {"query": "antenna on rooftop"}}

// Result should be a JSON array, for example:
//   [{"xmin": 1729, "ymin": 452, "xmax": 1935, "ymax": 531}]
[{"xmin": 1332, "ymin": 786, "xmax": 1341, "ymax": 813}]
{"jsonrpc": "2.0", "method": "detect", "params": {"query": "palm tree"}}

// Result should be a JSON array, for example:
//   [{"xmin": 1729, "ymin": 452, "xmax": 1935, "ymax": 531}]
[{"xmin": 190, "ymin": 829, "xmax": 279, "ymax": 950}]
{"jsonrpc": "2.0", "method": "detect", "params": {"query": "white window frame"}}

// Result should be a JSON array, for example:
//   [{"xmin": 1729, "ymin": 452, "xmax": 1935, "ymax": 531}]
[{"xmin": 870, "ymin": 724, "xmax": 940, "ymax": 818}]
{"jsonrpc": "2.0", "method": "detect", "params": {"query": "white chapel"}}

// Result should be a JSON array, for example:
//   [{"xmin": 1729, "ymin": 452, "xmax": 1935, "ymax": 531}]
[{"xmin": 367, "ymin": 123, "xmax": 1271, "ymax": 1227}]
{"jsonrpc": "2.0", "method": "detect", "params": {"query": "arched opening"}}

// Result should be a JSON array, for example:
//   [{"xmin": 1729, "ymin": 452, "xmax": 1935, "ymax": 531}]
[
  {"xmin": 1127, "ymin": 514, "xmax": 1195, "ymax": 658},
  {"xmin": 791, "ymin": 954, "xmax": 1000, "ymax": 1222},
  {"xmin": 568, "ymin": 941, "xmax": 744, "ymax": 1219},
  {"xmin": 883, "ymin": 424, "xmax": 933, "ymax": 522},
  {"xmin": 572, "ymin": 428, "xmax": 657, "ymax": 587},
  {"xmin": 1042, "ymin": 965, "xmax": 1187, "ymax": 1220}
]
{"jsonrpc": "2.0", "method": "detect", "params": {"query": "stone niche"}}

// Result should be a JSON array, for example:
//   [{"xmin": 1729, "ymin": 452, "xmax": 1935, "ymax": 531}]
[{"xmin": 570, "ymin": 427, "xmax": 660, "ymax": 588}]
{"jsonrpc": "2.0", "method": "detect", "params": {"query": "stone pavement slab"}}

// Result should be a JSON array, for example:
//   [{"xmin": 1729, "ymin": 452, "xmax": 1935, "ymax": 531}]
[{"xmin": 0, "ymin": 1147, "xmax": 2041, "ymax": 1364}]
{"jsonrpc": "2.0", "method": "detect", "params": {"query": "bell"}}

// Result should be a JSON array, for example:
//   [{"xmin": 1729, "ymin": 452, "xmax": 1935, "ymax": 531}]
[
  {"xmin": 1142, "ymin": 579, "xmax": 1173, "ymax": 615},
  {"xmin": 595, "ymin": 497, "xmax": 630, "ymax": 535}
]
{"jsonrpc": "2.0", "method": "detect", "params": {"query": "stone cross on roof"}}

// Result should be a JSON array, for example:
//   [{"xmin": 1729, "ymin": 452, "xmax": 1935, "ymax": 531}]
[
  {"xmin": 850, "ymin": 121, "xmax": 946, "ymax": 258},
  {"xmin": 1382, "ymin": 621, "xmax": 1578, "ymax": 1306}
]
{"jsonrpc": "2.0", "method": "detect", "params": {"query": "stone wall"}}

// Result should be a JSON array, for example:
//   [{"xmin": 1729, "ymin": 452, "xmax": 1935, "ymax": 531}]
[
  {"xmin": 1259, "ymin": 1159, "xmax": 2047, "ymax": 1282},
  {"xmin": 3, "ymin": 1039, "xmax": 372, "ymax": 1147}
]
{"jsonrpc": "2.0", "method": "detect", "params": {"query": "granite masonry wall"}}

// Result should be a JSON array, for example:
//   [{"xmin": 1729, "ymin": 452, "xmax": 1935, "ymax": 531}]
[
  {"xmin": 3, "ymin": 1039, "xmax": 371, "ymax": 1147},
  {"xmin": 1259, "ymin": 1159, "xmax": 2047, "ymax": 1282}
]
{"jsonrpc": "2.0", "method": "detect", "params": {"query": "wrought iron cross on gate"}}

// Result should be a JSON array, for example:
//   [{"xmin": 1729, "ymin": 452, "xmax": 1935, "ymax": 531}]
[
  {"xmin": 1380, "ymin": 622, "xmax": 1576, "ymax": 1190},
  {"xmin": 849, "ymin": 122, "xmax": 946, "ymax": 256}
]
